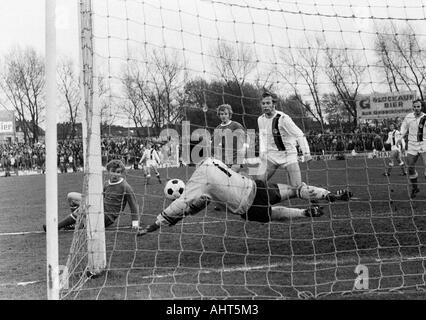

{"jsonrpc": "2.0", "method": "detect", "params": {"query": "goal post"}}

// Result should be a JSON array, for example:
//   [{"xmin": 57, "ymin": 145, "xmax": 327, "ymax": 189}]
[
  {"xmin": 79, "ymin": 0, "xmax": 106, "ymax": 276},
  {"xmin": 45, "ymin": 0, "xmax": 59, "ymax": 300}
]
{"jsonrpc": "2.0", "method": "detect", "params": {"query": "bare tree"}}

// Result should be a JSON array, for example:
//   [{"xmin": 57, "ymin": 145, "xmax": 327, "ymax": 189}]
[
  {"xmin": 278, "ymin": 37, "xmax": 325, "ymax": 127},
  {"xmin": 120, "ymin": 66, "xmax": 147, "ymax": 133},
  {"xmin": 210, "ymin": 40, "xmax": 256, "ymax": 88},
  {"xmin": 323, "ymin": 46, "xmax": 367, "ymax": 127},
  {"xmin": 375, "ymin": 24, "xmax": 426, "ymax": 99},
  {"xmin": 120, "ymin": 50, "xmax": 185, "ymax": 131},
  {"xmin": 0, "ymin": 47, "xmax": 45, "ymax": 142},
  {"xmin": 57, "ymin": 57, "xmax": 81, "ymax": 139}
]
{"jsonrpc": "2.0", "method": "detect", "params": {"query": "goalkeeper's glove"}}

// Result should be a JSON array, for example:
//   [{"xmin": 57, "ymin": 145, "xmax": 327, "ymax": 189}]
[{"xmin": 137, "ymin": 222, "xmax": 160, "ymax": 236}]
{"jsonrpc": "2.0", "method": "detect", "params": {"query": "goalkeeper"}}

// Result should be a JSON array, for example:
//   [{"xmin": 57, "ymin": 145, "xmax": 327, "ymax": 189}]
[
  {"xmin": 138, "ymin": 158, "xmax": 352, "ymax": 236},
  {"xmin": 43, "ymin": 159, "xmax": 140, "ymax": 231}
]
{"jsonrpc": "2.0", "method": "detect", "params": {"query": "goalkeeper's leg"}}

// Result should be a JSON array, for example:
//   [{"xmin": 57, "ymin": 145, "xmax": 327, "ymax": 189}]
[
  {"xmin": 270, "ymin": 205, "xmax": 324, "ymax": 221},
  {"xmin": 277, "ymin": 183, "xmax": 352, "ymax": 202}
]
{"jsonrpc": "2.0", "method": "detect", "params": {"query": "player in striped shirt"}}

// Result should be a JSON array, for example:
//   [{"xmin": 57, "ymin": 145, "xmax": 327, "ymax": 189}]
[
  {"xmin": 43, "ymin": 160, "xmax": 140, "ymax": 231},
  {"xmin": 399, "ymin": 99, "xmax": 426, "ymax": 198},
  {"xmin": 255, "ymin": 91, "xmax": 312, "ymax": 187},
  {"xmin": 137, "ymin": 158, "xmax": 352, "ymax": 236},
  {"xmin": 139, "ymin": 143, "xmax": 162, "ymax": 184},
  {"xmin": 383, "ymin": 122, "xmax": 406, "ymax": 177}
]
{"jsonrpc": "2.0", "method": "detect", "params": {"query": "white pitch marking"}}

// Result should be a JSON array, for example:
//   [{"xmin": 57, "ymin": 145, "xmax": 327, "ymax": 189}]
[{"xmin": 5, "ymin": 256, "xmax": 424, "ymax": 288}]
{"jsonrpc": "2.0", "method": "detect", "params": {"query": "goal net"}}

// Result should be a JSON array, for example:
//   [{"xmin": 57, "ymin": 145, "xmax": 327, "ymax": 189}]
[{"xmin": 60, "ymin": 0, "xmax": 426, "ymax": 299}]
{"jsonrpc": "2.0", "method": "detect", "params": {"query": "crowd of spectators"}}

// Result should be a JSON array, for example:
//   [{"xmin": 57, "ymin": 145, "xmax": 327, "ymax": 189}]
[
  {"xmin": 306, "ymin": 120, "xmax": 399, "ymax": 159},
  {"xmin": 0, "ymin": 136, "xmax": 177, "ymax": 176},
  {"xmin": 0, "ymin": 119, "xmax": 401, "ymax": 176}
]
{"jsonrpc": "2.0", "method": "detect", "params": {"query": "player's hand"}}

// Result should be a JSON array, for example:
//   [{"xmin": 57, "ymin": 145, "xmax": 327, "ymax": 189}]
[{"xmin": 137, "ymin": 223, "xmax": 160, "ymax": 236}]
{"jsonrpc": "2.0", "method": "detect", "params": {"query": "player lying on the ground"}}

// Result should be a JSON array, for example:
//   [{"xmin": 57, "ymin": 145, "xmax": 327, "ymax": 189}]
[
  {"xmin": 137, "ymin": 158, "xmax": 352, "ymax": 236},
  {"xmin": 43, "ymin": 159, "xmax": 140, "ymax": 231}
]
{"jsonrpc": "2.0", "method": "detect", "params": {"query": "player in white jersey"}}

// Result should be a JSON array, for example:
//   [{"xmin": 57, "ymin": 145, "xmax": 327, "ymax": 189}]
[
  {"xmin": 137, "ymin": 158, "xmax": 352, "ymax": 236},
  {"xmin": 383, "ymin": 122, "xmax": 407, "ymax": 177},
  {"xmin": 399, "ymin": 99, "xmax": 426, "ymax": 198},
  {"xmin": 139, "ymin": 143, "xmax": 162, "ymax": 184},
  {"xmin": 255, "ymin": 91, "xmax": 312, "ymax": 187}
]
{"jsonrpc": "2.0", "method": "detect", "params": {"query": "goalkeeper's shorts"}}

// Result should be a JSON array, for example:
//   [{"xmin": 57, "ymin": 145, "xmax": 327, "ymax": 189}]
[{"xmin": 241, "ymin": 180, "xmax": 281, "ymax": 223}]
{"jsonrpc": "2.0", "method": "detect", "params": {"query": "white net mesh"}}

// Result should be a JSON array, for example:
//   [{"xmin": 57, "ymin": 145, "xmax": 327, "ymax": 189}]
[{"xmin": 61, "ymin": 0, "xmax": 426, "ymax": 299}]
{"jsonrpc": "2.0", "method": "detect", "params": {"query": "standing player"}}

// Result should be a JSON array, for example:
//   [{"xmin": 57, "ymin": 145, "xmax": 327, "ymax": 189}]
[
  {"xmin": 399, "ymin": 99, "xmax": 426, "ymax": 198},
  {"xmin": 383, "ymin": 122, "xmax": 406, "ymax": 177},
  {"xmin": 255, "ymin": 91, "xmax": 312, "ymax": 186},
  {"xmin": 213, "ymin": 104, "xmax": 247, "ymax": 172},
  {"xmin": 43, "ymin": 159, "xmax": 140, "ymax": 231},
  {"xmin": 137, "ymin": 158, "xmax": 352, "ymax": 235},
  {"xmin": 139, "ymin": 143, "xmax": 162, "ymax": 184}
]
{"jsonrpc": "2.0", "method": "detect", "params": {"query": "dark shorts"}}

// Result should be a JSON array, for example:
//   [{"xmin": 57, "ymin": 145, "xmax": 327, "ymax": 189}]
[{"xmin": 241, "ymin": 180, "xmax": 281, "ymax": 223}]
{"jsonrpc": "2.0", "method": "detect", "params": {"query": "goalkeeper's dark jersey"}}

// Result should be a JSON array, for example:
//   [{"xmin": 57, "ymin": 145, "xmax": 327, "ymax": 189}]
[{"xmin": 103, "ymin": 178, "xmax": 138, "ymax": 222}]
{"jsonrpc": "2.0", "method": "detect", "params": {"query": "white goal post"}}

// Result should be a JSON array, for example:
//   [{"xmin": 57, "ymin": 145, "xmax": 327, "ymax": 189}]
[
  {"xmin": 45, "ymin": 0, "xmax": 59, "ymax": 300},
  {"xmin": 78, "ymin": 0, "xmax": 107, "ymax": 277}
]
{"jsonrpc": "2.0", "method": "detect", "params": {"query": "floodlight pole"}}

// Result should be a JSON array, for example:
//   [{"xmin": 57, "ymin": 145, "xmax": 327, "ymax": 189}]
[{"xmin": 45, "ymin": 0, "xmax": 59, "ymax": 300}]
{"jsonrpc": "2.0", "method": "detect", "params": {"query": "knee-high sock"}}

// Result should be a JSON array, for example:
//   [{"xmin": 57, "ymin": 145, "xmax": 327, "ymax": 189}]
[
  {"xmin": 298, "ymin": 184, "xmax": 330, "ymax": 201},
  {"xmin": 270, "ymin": 206, "xmax": 305, "ymax": 221}
]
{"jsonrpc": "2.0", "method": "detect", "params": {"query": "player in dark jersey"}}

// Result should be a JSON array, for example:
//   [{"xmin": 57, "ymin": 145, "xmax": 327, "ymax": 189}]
[
  {"xmin": 213, "ymin": 104, "xmax": 247, "ymax": 173},
  {"xmin": 43, "ymin": 159, "xmax": 140, "ymax": 231}
]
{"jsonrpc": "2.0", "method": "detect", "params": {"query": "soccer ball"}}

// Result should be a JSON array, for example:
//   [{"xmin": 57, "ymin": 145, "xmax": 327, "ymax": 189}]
[{"xmin": 164, "ymin": 179, "xmax": 185, "ymax": 200}]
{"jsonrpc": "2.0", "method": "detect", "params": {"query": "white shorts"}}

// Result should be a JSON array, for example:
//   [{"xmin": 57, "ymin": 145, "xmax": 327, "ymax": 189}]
[
  {"xmin": 261, "ymin": 151, "xmax": 298, "ymax": 167},
  {"xmin": 146, "ymin": 160, "xmax": 158, "ymax": 167},
  {"xmin": 389, "ymin": 149, "xmax": 403, "ymax": 166},
  {"xmin": 407, "ymin": 141, "xmax": 426, "ymax": 156}
]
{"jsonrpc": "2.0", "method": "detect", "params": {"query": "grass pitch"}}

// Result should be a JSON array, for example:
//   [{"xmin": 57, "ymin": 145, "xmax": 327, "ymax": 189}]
[{"xmin": 1, "ymin": 157, "xmax": 426, "ymax": 299}]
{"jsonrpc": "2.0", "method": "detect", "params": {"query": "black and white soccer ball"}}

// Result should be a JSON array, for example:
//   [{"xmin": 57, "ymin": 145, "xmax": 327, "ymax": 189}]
[{"xmin": 164, "ymin": 179, "xmax": 185, "ymax": 200}]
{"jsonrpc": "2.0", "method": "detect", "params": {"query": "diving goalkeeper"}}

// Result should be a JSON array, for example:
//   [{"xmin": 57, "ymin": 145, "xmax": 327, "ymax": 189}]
[{"xmin": 138, "ymin": 158, "xmax": 352, "ymax": 236}]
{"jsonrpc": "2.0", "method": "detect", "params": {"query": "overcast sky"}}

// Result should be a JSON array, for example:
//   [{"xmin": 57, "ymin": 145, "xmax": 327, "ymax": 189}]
[{"xmin": 1, "ymin": 0, "xmax": 426, "ymax": 125}]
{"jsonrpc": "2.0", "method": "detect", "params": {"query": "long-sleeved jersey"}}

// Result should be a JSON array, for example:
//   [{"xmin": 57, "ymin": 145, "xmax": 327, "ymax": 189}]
[
  {"xmin": 103, "ymin": 178, "xmax": 139, "ymax": 222},
  {"xmin": 257, "ymin": 111, "xmax": 310, "ymax": 156},
  {"xmin": 386, "ymin": 129, "xmax": 405, "ymax": 151},
  {"xmin": 400, "ymin": 112, "xmax": 426, "ymax": 142},
  {"xmin": 157, "ymin": 158, "xmax": 257, "ymax": 227},
  {"xmin": 213, "ymin": 120, "xmax": 246, "ymax": 165}
]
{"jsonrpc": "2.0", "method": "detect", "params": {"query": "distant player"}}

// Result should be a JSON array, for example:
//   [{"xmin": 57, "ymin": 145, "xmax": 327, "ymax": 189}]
[
  {"xmin": 383, "ymin": 122, "xmax": 406, "ymax": 177},
  {"xmin": 137, "ymin": 158, "xmax": 352, "ymax": 236},
  {"xmin": 255, "ymin": 90, "xmax": 312, "ymax": 186},
  {"xmin": 213, "ymin": 104, "xmax": 247, "ymax": 172},
  {"xmin": 43, "ymin": 160, "xmax": 140, "ymax": 231},
  {"xmin": 399, "ymin": 99, "xmax": 426, "ymax": 198},
  {"xmin": 139, "ymin": 143, "xmax": 162, "ymax": 184}
]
